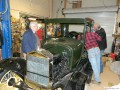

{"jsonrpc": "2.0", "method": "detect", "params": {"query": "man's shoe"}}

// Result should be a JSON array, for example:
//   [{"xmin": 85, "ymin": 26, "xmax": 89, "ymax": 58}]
[{"xmin": 91, "ymin": 80, "xmax": 101, "ymax": 85}]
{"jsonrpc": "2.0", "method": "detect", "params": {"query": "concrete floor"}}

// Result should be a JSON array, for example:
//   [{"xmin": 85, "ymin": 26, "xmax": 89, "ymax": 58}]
[{"xmin": 85, "ymin": 61, "xmax": 120, "ymax": 90}]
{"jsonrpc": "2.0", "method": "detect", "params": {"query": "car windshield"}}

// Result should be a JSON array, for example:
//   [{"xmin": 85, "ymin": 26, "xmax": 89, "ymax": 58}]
[
  {"xmin": 46, "ymin": 23, "xmax": 61, "ymax": 38},
  {"xmin": 46, "ymin": 23, "xmax": 85, "ymax": 39},
  {"xmin": 44, "ymin": 18, "xmax": 94, "ymax": 39}
]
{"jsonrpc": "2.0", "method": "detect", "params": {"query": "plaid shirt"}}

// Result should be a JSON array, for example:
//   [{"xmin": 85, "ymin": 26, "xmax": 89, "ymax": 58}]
[{"xmin": 85, "ymin": 32, "xmax": 101, "ymax": 50}]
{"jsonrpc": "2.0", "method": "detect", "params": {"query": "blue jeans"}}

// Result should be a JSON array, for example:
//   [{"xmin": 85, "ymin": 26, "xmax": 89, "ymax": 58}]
[
  {"xmin": 100, "ymin": 50, "xmax": 104, "ymax": 73},
  {"xmin": 87, "ymin": 47, "xmax": 101, "ymax": 82}
]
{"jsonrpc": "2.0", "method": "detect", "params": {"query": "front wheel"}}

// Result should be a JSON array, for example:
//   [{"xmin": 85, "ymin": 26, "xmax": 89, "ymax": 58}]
[
  {"xmin": 52, "ymin": 84, "xmax": 63, "ymax": 90},
  {"xmin": 0, "ymin": 70, "xmax": 23, "ymax": 90},
  {"xmin": 53, "ymin": 87, "xmax": 63, "ymax": 90}
]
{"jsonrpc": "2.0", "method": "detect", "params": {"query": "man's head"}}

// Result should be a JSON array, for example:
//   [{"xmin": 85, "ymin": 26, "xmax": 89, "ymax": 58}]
[
  {"xmin": 93, "ymin": 23, "xmax": 101, "ymax": 31},
  {"xmin": 29, "ymin": 22, "xmax": 38, "ymax": 33}
]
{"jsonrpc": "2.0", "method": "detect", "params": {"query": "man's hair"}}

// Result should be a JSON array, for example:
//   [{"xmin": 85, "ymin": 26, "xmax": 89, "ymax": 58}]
[
  {"xmin": 94, "ymin": 23, "xmax": 101, "ymax": 30},
  {"xmin": 29, "ymin": 22, "xmax": 38, "ymax": 28}
]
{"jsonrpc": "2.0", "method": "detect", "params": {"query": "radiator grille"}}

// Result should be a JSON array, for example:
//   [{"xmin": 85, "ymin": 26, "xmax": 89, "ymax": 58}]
[{"xmin": 26, "ymin": 50, "xmax": 52, "ymax": 87}]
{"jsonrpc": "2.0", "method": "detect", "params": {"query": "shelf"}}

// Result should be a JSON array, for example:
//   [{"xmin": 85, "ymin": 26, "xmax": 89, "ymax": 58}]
[{"xmin": 112, "ymin": 34, "xmax": 120, "ymax": 38}]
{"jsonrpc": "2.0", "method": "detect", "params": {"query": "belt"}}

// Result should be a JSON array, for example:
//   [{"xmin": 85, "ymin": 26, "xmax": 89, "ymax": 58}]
[{"xmin": 87, "ymin": 46, "xmax": 98, "ymax": 50}]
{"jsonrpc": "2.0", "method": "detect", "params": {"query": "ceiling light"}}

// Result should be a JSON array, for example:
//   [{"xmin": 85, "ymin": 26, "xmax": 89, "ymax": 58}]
[{"xmin": 28, "ymin": 17, "xmax": 36, "ymax": 21}]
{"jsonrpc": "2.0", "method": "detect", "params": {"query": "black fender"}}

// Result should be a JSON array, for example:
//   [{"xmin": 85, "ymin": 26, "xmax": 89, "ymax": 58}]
[{"xmin": 0, "ymin": 58, "xmax": 26, "ymax": 79}]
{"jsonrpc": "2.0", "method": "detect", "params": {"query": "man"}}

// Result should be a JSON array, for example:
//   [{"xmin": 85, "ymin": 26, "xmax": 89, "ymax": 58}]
[
  {"xmin": 21, "ymin": 22, "xmax": 41, "ymax": 58},
  {"xmin": 85, "ymin": 26, "xmax": 101, "ymax": 84},
  {"xmin": 93, "ymin": 23, "xmax": 107, "ymax": 73},
  {"xmin": 36, "ymin": 24, "xmax": 44, "ymax": 47}
]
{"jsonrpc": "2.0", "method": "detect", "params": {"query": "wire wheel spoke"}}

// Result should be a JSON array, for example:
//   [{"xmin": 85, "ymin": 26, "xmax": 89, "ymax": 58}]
[
  {"xmin": 0, "ymin": 70, "xmax": 23, "ymax": 90},
  {"xmin": 1, "ymin": 71, "xmax": 12, "ymax": 83},
  {"xmin": 55, "ymin": 88, "xmax": 62, "ymax": 90}
]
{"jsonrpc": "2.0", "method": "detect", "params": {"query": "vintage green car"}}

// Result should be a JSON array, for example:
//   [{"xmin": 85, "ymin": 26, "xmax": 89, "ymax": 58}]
[{"xmin": 0, "ymin": 18, "xmax": 93, "ymax": 90}]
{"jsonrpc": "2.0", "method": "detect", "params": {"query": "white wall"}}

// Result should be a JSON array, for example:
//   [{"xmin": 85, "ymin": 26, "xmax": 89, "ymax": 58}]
[
  {"xmin": 10, "ymin": 0, "xmax": 52, "ymax": 18},
  {"xmin": 52, "ymin": 0, "xmax": 65, "ymax": 18},
  {"xmin": 52, "ymin": 0, "xmax": 117, "ymax": 18},
  {"xmin": 117, "ymin": 6, "xmax": 120, "ymax": 34},
  {"xmin": 82, "ymin": 0, "xmax": 117, "ymax": 7}
]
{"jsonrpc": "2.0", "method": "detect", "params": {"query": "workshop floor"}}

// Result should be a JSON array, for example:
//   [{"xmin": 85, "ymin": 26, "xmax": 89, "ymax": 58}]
[{"xmin": 85, "ymin": 61, "xmax": 120, "ymax": 90}]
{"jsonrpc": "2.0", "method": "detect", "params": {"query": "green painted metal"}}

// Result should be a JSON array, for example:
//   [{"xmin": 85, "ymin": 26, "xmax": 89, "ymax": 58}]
[
  {"xmin": 44, "ymin": 18, "xmax": 86, "ymax": 24},
  {"xmin": 44, "ymin": 37, "xmax": 83, "ymax": 69},
  {"xmin": 44, "ymin": 18, "xmax": 93, "ymax": 70}
]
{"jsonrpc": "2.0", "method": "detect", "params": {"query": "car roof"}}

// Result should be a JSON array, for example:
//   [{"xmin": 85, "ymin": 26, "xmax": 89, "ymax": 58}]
[{"xmin": 44, "ymin": 18, "xmax": 87, "ymax": 24}]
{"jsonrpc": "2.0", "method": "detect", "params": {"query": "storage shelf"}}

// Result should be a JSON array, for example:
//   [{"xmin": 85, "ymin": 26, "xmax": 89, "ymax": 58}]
[{"xmin": 112, "ymin": 34, "xmax": 120, "ymax": 38}]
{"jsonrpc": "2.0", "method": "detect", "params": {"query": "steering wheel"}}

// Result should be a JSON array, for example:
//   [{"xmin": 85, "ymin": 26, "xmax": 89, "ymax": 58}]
[{"xmin": 68, "ymin": 31, "xmax": 79, "ymax": 39}]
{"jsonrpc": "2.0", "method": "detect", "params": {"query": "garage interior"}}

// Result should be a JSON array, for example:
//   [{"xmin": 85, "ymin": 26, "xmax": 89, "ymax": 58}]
[{"xmin": 0, "ymin": 0, "xmax": 120, "ymax": 90}]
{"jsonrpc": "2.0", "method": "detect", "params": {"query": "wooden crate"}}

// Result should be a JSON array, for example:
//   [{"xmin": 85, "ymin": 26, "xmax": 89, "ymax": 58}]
[
  {"xmin": 117, "ymin": 0, "xmax": 120, "ymax": 5},
  {"xmin": 72, "ymin": 1, "xmax": 82, "ymax": 8}
]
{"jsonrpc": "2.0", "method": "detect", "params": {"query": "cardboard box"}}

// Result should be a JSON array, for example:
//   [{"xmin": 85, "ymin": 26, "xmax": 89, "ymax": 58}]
[
  {"xmin": 102, "ymin": 56, "xmax": 108, "ymax": 66},
  {"xmin": 72, "ymin": 1, "xmax": 82, "ymax": 8},
  {"xmin": 117, "ymin": 0, "xmax": 120, "ymax": 5}
]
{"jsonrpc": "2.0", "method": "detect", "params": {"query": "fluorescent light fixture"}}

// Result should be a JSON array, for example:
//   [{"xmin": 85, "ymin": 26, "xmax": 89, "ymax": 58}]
[{"xmin": 28, "ymin": 17, "xmax": 36, "ymax": 21}]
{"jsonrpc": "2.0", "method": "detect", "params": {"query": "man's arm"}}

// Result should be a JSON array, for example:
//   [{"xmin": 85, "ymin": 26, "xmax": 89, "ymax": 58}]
[
  {"xmin": 22, "ymin": 33, "xmax": 31, "ymax": 53},
  {"xmin": 95, "ymin": 33, "xmax": 101, "ymax": 41}
]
